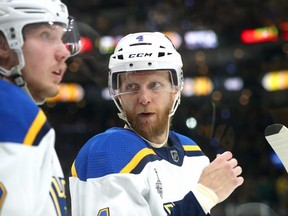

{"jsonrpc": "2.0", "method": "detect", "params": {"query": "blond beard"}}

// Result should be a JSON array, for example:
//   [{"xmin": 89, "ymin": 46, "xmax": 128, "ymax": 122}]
[{"xmin": 125, "ymin": 106, "xmax": 172, "ymax": 142}]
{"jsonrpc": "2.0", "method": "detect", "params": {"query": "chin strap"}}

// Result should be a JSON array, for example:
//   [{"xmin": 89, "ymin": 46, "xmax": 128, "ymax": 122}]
[
  {"xmin": 11, "ymin": 73, "xmax": 25, "ymax": 87},
  {"xmin": 1, "ymin": 66, "xmax": 39, "ymax": 104},
  {"xmin": 11, "ymin": 68, "xmax": 38, "ymax": 103}
]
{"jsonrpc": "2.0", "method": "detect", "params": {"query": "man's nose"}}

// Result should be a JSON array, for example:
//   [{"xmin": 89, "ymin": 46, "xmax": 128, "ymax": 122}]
[
  {"xmin": 138, "ymin": 88, "xmax": 152, "ymax": 105},
  {"xmin": 56, "ymin": 43, "xmax": 70, "ymax": 62}
]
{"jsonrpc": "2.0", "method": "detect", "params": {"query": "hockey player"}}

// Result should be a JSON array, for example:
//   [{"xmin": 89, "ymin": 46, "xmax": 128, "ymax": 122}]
[
  {"xmin": 0, "ymin": 0, "xmax": 80, "ymax": 215},
  {"xmin": 69, "ymin": 32, "xmax": 244, "ymax": 215}
]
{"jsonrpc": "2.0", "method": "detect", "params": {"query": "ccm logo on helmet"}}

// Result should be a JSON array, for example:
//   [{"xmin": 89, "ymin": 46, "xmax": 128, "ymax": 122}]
[{"xmin": 129, "ymin": 53, "xmax": 153, "ymax": 58}]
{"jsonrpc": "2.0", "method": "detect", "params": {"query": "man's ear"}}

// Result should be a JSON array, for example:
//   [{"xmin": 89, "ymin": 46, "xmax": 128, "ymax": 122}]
[{"xmin": 0, "ymin": 36, "xmax": 11, "ymax": 58}]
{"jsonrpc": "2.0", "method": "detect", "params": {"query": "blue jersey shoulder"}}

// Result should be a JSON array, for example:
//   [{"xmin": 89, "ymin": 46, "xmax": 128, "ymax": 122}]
[
  {"xmin": 0, "ymin": 80, "xmax": 50, "ymax": 145},
  {"xmin": 169, "ymin": 131, "xmax": 204, "ymax": 157},
  {"xmin": 74, "ymin": 127, "xmax": 154, "ymax": 181},
  {"xmin": 170, "ymin": 131, "xmax": 197, "ymax": 145}
]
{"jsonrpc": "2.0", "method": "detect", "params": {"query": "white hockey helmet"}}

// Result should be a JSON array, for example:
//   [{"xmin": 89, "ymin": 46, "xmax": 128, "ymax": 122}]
[
  {"xmin": 108, "ymin": 32, "xmax": 184, "ymax": 119},
  {"xmin": 0, "ymin": 0, "xmax": 81, "ymax": 77}
]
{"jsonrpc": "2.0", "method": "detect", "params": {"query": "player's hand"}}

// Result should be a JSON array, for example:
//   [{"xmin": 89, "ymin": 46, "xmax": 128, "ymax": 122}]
[{"xmin": 198, "ymin": 151, "xmax": 244, "ymax": 203}]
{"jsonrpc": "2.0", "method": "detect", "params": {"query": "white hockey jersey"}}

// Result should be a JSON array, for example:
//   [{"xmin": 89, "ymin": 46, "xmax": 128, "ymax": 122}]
[
  {"xmin": 70, "ymin": 127, "xmax": 211, "ymax": 216},
  {"xmin": 0, "ymin": 80, "xmax": 66, "ymax": 216}
]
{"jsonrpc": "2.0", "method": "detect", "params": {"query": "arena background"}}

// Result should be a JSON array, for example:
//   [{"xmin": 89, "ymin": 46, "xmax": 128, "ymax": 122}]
[{"xmin": 42, "ymin": 0, "xmax": 288, "ymax": 215}]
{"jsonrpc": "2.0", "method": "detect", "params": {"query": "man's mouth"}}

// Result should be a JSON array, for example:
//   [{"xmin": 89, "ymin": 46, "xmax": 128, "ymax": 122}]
[
  {"xmin": 52, "ymin": 70, "xmax": 61, "ymax": 75},
  {"xmin": 138, "ymin": 112, "xmax": 154, "ymax": 117}
]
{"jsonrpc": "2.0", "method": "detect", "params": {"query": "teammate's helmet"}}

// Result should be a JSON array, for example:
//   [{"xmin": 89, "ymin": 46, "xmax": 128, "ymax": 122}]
[
  {"xmin": 108, "ymin": 32, "xmax": 184, "ymax": 119},
  {"xmin": 0, "ymin": 0, "xmax": 81, "ymax": 77}
]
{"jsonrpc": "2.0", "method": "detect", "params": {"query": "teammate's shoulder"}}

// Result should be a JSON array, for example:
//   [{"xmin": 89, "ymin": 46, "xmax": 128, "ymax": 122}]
[
  {"xmin": 0, "ymin": 80, "xmax": 50, "ymax": 145},
  {"xmin": 0, "ymin": 80, "xmax": 39, "ymax": 114}
]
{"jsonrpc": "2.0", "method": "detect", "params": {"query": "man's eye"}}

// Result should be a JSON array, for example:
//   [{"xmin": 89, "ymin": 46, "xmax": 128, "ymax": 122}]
[
  {"xmin": 150, "ymin": 82, "xmax": 161, "ymax": 90},
  {"xmin": 41, "ymin": 32, "xmax": 50, "ymax": 40},
  {"xmin": 41, "ymin": 31, "xmax": 59, "ymax": 42},
  {"xmin": 125, "ymin": 83, "xmax": 139, "ymax": 92}
]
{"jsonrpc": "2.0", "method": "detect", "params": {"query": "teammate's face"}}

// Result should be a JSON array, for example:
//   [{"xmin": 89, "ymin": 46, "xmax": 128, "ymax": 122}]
[
  {"xmin": 118, "ymin": 70, "xmax": 177, "ymax": 143},
  {"xmin": 21, "ymin": 23, "xmax": 70, "ymax": 103}
]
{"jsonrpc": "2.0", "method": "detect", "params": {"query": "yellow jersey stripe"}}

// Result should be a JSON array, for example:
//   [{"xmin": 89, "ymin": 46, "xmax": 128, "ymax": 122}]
[
  {"xmin": 183, "ymin": 145, "xmax": 201, "ymax": 151},
  {"xmin": 71, "ymin": 161, "xmax": 78, "ymax": 177},
  {"xmin": 23, "ymin": 110, "xmax": 46, "ymax": 146},
  {"xmin": 120, "ymin": 148, "xmax": 156, "ymax": 173}
]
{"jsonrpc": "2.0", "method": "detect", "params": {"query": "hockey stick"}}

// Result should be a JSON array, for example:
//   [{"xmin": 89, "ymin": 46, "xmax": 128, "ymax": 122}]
[
  {"xmin": 209, "ymin": 101, "xmax": 235, "ymax": 155},
  {"xmin": 265, "ymin": 123, "xmax": 288, "ymax": 172}
]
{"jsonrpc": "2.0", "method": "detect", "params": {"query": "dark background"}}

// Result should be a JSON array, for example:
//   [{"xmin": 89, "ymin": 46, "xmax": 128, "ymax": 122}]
[{"xmin": 42, "ymin": 0, "xmax": 288, "ymax": 215}]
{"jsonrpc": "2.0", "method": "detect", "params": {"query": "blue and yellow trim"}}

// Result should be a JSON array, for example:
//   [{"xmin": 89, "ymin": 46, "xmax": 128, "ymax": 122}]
[
  {"xmin": 50, "ymin": 177, "xmax": 67, "ymax": 216},
  {"xmin": 23, "ymin": 110, "xmax": 47, "ymax": 146},
  {"xmin": 120, "ymin": 148, "xmax": 157, "ymax": 173},
  {"xmin": 0, "ymin": 182, "xmax": 7, "ymax": 209}
]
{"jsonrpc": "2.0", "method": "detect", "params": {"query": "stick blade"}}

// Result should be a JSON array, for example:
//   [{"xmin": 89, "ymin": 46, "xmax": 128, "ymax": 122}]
[{"xmin": 265, "ymin": 124, "xmax": 288, "ymax": 173}]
